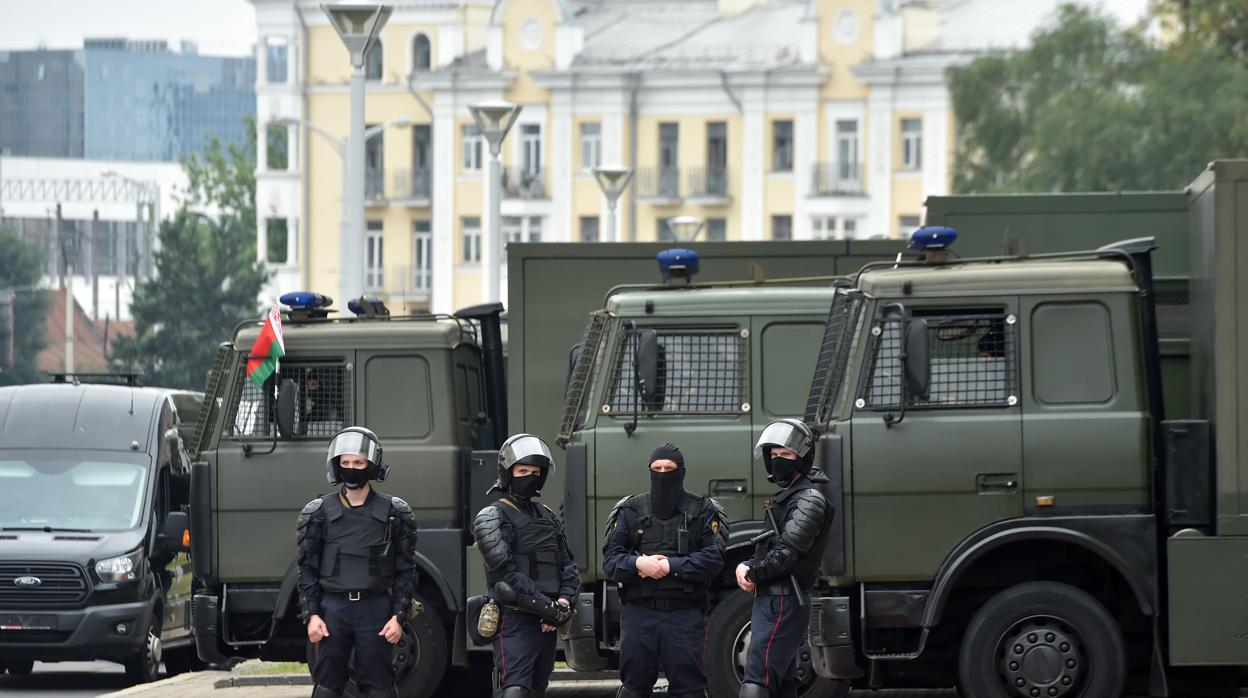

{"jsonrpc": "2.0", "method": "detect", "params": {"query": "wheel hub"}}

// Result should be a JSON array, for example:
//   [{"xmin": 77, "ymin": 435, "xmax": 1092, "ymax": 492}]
[
  {"xmin": 730, "ymin": 617, "xmax": 819, "ymax": 693},
  {"xmin": 997, "ymin": 616, "xmax": 1083, "ymax": 698},
  {"xmin": 148, "ymin": 628, "xmax": 163, "ymax": 666}
]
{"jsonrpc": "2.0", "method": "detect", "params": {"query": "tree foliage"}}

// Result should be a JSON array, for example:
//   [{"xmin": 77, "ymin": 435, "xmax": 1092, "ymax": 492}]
[
  {"xmin": 112, "ymin": 122, "xmax": 268, "ymax": 390},
  {"xmin": 0, "ymin": 229, "xmax": 50, "ymax": 385},
  {"xmin": 950, "ymin": 4, "xmax": 1248, "ymax": 194},
  {"xmin": 1161, "ymin": 0, "xmax": 1248, "ymax": 59}
]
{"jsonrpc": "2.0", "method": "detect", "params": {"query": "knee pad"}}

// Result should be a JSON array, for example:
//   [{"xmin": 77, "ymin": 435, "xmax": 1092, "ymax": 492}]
[
  {"xmin": 616, "ymin": 687, "xmax": 652, "ymax": 698},
  {"xmin": 311, "ymin": 687, "xmax": 344, "ymax": 698},
  {"xmin": 738, "ymin": 682, "xmax": 770, "ymax": 698},
  {"xmin": 496, "ymin": 686, "xmax": 532, "ymax": 698}
]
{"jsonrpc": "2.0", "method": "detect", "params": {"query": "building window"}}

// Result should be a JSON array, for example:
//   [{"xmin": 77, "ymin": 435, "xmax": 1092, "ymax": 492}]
[
  {"xmin": 503, "ymin": 216, "xmax": 543, "ymax": 249},
  {"xmin": 901, "ymin": 118, "xmax": 922, "ymax": 171},
  {"xmin": 772, "ymin": 215, "xmax": 792, "ymax": 241},
  {"xmin": 658, "ymin": 217, "xmax": 673, "ymax": 243},
  {"xmin": 365, "ymin": 40, "xmax": 383, "ymax": 81},
  {"xmin": 812, "ymin": 216, "xmax": 861, "ymax": 240},
  {"xmin": 365, "ymin": 128, "xmax": 384, "ymax": 200},
  {"xmin": 413, "ymin": 220, "xmax": 432, "ymax": 293},
  {"xmin": 462, "ymin": 124, "xmax": 482, "ymax": 172},
  {"xmin": 412, "ymin": 34, "xmax": 431, "ymax": 72},
  {"xmin": 836, "ymin": 119, "xmax": 860, "ymax": 182},
  {"xmin": 266, "ymin": 218, "xmax": 288, "ymax": 264},
  {"xmin": 772, "ymin": 120, "xmax": 793, "ymax": 172},
  {"xmin": 580, "ymin": 123, "xmax": 601, "ymax": 172},
  {"xmin": 706, "ymin": 218, "xmax": 727, "ymax": 241},
  {"xmin": 844, "ymin": 218, "xmax": 858, "ymax": 240},
  {"xmin": 366, "ymin": 221, "xmax": 384, "ymax": 290},
  {"xmin": 580, "ymin": 216, "xmax": 600, "ymax": 242},
  {"xmin": 461, "ymin": 217, "xmax": 481, "ymax": 263},
  {"xmin": 266, "ymin": 123, "xmax": 289, "ymax": 171},
  {"xmin": 265, "ymin": 37, "xmax": 289, "ymax": 84},
  {"xmin": 899, "ymin": 215, "xmax": 921, "ymax": 238},
  {"xmin": 521, "ymin": 124, "xmax": 542, "ymax": 175}
]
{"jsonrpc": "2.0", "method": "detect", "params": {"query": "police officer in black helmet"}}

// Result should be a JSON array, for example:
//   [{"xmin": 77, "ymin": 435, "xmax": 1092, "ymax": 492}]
[
  {"xmin": 473, "ymin": 434, "xmax": 580, "ymax": 698},
  {"xmin": 295, "ymin": 426, "xmax": 419, "ymax": 698},
  {"xmin": 603, "ymin": 442, "xmax": 729, "ymax": 698},
  {"xmin": 736, "ymin": 419, "xmax": 832, "ymax": 698}
]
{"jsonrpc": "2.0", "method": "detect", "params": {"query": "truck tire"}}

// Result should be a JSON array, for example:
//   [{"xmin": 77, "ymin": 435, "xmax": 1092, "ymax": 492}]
[
  {"xmin": 705, "ymin": 590, "xmax": 850, "ymax": 698},
  {"xmin": 958, "ymin": 581, "xmax": 1125, "ymax": 698},
  {"xmin": 124, "ymin": 616, "xmax": 164, "ymax": 684},
  {"xmin": 5, "ymin": 660, "xmax": 33, "ymax": 676},
  {"xmin": 312, "ymin": 594, "xmax": 447, "ymax": 698}
]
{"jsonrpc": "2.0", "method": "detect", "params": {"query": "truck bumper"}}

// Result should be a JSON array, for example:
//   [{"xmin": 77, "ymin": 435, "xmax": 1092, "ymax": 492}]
[
  {"xmin": 0, "ymin": 599, "xmax": 155, "ymax": 663},
  {"xmin": 191, "ymin": 594, "xmax": 228, "ymax": 664},
  {"xmin": 808, "ymin": 596, "xmax": 863, "ymax": 681}
]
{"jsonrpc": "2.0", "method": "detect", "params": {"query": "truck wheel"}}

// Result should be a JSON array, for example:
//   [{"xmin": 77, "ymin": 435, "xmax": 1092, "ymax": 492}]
[
  {"xmin": 324, "ymin": 595, "xmax": 446, "ymax": 698},
  {"xmin": 705, "ymin": 591, "xmax": 850, "ymax": 698},
  {"xmin": 5, "ymin": 660, "xmax": 33, "ymax": 676},
  {"xmin": 124, "ymin": 617, "xmax": 164, "ymax": 684},
  {"xmin": 958, "ymin": 581, "xmax": 1125, "ymax": 698}
]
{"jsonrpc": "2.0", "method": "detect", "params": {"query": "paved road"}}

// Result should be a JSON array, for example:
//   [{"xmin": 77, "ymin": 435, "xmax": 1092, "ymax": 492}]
[{"xmin": 0, "ymin": 661, "xmax": 131, "ymax": 697}]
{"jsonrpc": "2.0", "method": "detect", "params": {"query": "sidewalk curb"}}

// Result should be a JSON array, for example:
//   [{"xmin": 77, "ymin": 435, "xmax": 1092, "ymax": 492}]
[
  {"xmin": 99, "ymin": 670, "xmax": 231, "ymax": 696},
  {"xmin": 213, "ymin": 674, "xmax": 313, "ymax": 688}
]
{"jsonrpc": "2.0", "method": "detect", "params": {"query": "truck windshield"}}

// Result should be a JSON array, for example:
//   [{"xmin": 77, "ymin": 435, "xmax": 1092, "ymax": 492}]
[
  {"xmin": 804, "ymin": 288, "xmax": 866, "ymax": 424},
  {"xmin": 0, "ymin": 451, "xmax": 151, "ymax": 532}
]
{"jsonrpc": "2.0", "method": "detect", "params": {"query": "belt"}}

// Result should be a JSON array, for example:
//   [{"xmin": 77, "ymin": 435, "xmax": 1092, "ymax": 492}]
[
  {"xmin": 327, "ymin": 590, "xmax": 389, "ymax": 602},
  {"xmin": 756, "ymin": 583, "xmax": 807, "ymax": 597},
  {"xmin": 627, "ymin": 597, "xmax": 706, "ymax": 612}
]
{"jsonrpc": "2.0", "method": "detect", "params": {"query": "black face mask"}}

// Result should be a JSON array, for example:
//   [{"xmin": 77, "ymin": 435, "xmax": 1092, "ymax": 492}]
[
  {"xmin": 335, "ymin": 465, "xmax": 371, "ymax": 489},
  {"xmin": 649, "ymin": 467, "xmax": 686, "ymax": 519},
  {"xmin": 766, "ymin": 455, "xmax": 801, "ymax": 486},
  {"xmin": 510, "ymin": 471, "xmax": 547, "ymax": 500}
]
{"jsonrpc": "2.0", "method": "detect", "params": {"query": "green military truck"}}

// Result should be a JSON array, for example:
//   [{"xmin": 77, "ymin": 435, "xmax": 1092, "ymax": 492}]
[{"xmin": 790, "ymin": 160, "xmax": 1248, "ymax": 697}]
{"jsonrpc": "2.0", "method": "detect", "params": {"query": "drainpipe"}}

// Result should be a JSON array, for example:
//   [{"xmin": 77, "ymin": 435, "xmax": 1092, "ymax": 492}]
[{"xmin": 718, "ymin": 70, "xmax": 743, "ymax": 113}]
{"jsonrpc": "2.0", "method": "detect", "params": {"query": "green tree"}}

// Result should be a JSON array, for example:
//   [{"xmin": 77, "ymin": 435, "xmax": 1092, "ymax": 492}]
[
  {"xmin": 112, "ymin": 123, "xmax": 269, "ymax": 390},
  {"xmin": 1160, "ymin": 0, "xmax": 1248, "ymax": 59},
  {"xmin": 949, "ymin": 4, "xmax": 1248, "ymax": 194},
  {"xmin": 0, "ymin": 229, "xmax": 50, "ymax": 385}
]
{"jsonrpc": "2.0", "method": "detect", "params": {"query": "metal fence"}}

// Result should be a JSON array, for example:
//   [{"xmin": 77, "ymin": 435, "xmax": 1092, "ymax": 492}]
[
  {"xmin": 608, "ymin": 328, "xmax": 746, "ymax": 415},
  {"xmin": 392, "ymin": 168, "xmax": 432, "ymax": 200},
  {"xmin": 811, "ymin": 162, "xmax": 864, "ymax": 196},
  {"xmin": 687, "ymin": 166, "xmax": 730, "ymax": 198},
  {"xmin": 227, "ymin": 362, "xmax": 352, "ymax": 439},
  {"xmin": 635, "ymin": 166, "xmax": 681, "ymax": 199},
  {"xmin": 503, "ymin": 168, "xmax": 546, "ymax": 199}
]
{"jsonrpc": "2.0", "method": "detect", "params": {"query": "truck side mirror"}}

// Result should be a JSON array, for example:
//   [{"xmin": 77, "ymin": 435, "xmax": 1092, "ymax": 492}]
[
  {"xmin": 164, "ymin": 427, "xmax": 187, "ymax": 470},
  {"xmin": 275, "ymin": 377, "xmax": 296, "ymax": 439},
  {"xmin": 158, "ymin": 511, "xmax": 190, "ymax": 555},
  {"xmin": 904, "ymin": 319, "xmax": 930, "ymax": 401},
  {"xmin": 635, "ymin": 330, "xmax": 661, "ymax": 407}
]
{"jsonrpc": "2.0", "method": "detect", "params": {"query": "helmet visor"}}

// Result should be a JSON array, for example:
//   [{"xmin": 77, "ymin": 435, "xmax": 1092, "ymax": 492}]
[
  {"xmin": 328, "ymin": 430, "xmax": 381, "ymax": 465},
  {"xmin": 753, "ymin": 420, "xmax": 813, "ymax": 460},
  {"xmin": 499, "ymin": 435, "xmax": 555, "ymax": 472}
]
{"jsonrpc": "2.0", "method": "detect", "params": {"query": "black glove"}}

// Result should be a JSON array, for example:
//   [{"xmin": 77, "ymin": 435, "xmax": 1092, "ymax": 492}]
[{"xmin": 493, "ymin": 582, "xmax": 574, "ymax": 626}]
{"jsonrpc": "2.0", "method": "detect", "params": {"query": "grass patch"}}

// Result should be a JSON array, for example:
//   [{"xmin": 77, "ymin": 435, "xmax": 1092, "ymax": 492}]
[{"xmin": 240, "ymin": 661, "xmax": 308, "ymax": 676}]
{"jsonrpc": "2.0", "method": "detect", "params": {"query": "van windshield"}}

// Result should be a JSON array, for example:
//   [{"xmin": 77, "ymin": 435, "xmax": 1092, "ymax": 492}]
[{"xmin": 0, "ymin": 451, "xmax": 151, "ymax": 532}]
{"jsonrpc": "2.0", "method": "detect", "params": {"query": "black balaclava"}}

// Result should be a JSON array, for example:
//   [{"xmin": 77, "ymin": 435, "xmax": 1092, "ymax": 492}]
[
  {"xmin": 509, "ymin": 455, "xmax": 550, "ymax": 501},
  {"xmin": 333, "ymin": 460, "xmax": 372, "ymax": 489},
  {"xmin": 764, "ymin": 448, "xmax": 802, "ymax": 487},
  {"xmin": 648, "ymin": 442, "xmax": 686, "ymax": 519}
]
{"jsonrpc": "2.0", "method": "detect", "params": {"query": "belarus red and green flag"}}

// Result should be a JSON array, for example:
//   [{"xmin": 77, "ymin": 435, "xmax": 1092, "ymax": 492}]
[{"xmin": 246, "ymin": 304, "xmax": 285, "ymax": 389}]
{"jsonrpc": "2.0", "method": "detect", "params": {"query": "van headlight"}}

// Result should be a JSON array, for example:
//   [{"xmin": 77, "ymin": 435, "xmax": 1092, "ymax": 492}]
[{"xmin": 95, "ymin": 549, "xmax": 144, "ymax": 583}]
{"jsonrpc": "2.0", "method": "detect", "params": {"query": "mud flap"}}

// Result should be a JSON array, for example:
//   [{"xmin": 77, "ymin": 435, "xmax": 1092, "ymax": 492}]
[{"xmin": 808, "ymin": 596, "xmax": 863, "ymax": 680}]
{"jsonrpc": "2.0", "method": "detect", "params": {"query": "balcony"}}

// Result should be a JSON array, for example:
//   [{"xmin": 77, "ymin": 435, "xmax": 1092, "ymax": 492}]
[
  {"xmin": 811, "ymin": 162, "xmax": 865, "ymax": 197},
  {"xmin": 503, "ymin": 167, "xmax": 546, "ymax": 200},
  {"xmin": 393, "ymin": 168, "xmax": 432, "ymax": 206},
  {"xmin": 635, "ymin": 166, "xmax": 682, "ymax": 205},
  {"xmin": 365, "ymin": 170, "xmax": 386, "ymax": 204},
  {"xmin": 686, "ymin": 166, "xmax": 731, "ymax": 205}
]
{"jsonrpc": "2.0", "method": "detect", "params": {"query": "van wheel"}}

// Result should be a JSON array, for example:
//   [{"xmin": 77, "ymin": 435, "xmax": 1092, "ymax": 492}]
[
  {"xmin": 5, "ymin": 660, "xmax": 33, "ymax": 676},
  {"xmin": 124, "ymin": 617, "xmax": 163, "ymax": 683},
  {"xmin": 705, "ymin": 590, "xmax": 850, "ymax": 698},
  {"xmin": 958, "ymin": 581, "xmax": 1125, "ymax": 698}
]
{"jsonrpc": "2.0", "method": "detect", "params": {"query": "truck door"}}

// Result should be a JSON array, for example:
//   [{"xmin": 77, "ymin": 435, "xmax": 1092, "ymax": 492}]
[
  {"xmin": 850, "ymin": 301, "xmax": 1024, "ymax": 581},
  {"xmin": 593, "ymin": 320, "xmax": 755, "ymax": 522}
]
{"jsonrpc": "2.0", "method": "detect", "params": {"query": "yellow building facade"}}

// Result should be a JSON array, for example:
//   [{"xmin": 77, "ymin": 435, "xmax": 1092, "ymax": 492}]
[{"xmin": 251, "ymin": 0, "xmax": 968, "ymax": 313}]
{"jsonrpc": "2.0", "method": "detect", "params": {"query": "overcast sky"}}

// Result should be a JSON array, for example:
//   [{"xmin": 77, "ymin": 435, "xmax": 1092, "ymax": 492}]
[{"xmin": 0, "ymin": 0, "xmax": 1152, "ymax": 57}]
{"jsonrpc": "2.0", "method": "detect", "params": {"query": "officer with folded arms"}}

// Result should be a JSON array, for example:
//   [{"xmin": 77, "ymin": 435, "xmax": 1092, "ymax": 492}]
[
  {"xmin": 604, "ymin": 443, "xmax": 728, "ymax": 698},
  {"xmin": 295, "ymin": 427, "xmax": 419, "ymax": 698},
  {"xmin": 736, "ymin": 419, "xmax": 831, "ymax": 698},
  {"xmin": 473, "ymin": 434, "xmax": 581, "ymax": 698}
]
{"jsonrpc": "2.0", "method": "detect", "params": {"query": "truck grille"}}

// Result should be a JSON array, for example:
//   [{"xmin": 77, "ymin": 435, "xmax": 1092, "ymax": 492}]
[{"xmin": 0, "ymin": 562, "xmax": 89, "ymax": 607}]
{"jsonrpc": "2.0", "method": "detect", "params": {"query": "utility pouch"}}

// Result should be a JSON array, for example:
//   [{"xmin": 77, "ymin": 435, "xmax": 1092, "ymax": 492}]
[{"xmin": 467, "ymin": 595, "xmax": 497, "ymax": 646}]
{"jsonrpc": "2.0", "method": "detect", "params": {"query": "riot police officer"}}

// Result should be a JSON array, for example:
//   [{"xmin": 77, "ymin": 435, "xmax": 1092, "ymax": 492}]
[
  {"xmin": 735, "ymin": 419, "xmax": 831, "ymax": 698},
  {"xmin": 604, "ymin": 443, "xmax": 728, "ymax": 698},
  {"xmin": 296, "ymin": 427, "xmax": 419, "ymax": 698},
  {"xmin": 472, "ymin": 434, "xmax": 581, "ymax": 698}
]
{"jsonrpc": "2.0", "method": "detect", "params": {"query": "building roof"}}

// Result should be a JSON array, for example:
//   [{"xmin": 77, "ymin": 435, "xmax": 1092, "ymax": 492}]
[{"xmin": 39, "ymin": 290, "xmax": 133, "ymax": 374}]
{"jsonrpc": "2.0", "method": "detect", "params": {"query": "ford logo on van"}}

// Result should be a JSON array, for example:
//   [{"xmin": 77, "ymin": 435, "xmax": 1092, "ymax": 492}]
[{"xmin": 13, "ymin": 576, "xmax": 42, "ymax": 588}]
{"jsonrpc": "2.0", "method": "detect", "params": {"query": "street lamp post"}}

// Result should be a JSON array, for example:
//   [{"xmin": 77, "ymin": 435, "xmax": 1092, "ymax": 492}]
[
  {"xmin": 468, "ymin": 100, "xmax": 521, "ymax": 305},
  {"xmin": 322, "ymin": 3, "xmax": 392, "ymax": 307},
  {"xmin": 667, "ymin": 215, "xmax": 705, "ymax": 244},
  {"xmin": 593, "ymin": 165, "xmax": 633, "ymax": 243}
]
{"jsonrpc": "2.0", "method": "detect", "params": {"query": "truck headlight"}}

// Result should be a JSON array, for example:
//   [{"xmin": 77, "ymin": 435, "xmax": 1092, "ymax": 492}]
[{"xmin": 95, "ymin": 549, "xmax": 144, "ymax": 583}]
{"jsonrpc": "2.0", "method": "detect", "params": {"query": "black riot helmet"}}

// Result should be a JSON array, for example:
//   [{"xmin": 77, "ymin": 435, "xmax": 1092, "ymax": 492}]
[
  {"xmin": 326, "ymin": 426, "xmax": 390, "ymax": 485},
  {"xmin": 491, "ymin": 433, "xmax": 555, "ymax": 494},
  {"xmin": 754, "ymin": 418, "xmax": 815, "ymax": 483}
]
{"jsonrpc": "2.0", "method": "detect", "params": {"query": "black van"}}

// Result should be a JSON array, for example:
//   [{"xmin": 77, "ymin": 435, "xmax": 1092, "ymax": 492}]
[{"xmin": 0, "ymin": 378, "xmax": 201, "ymax": 682}]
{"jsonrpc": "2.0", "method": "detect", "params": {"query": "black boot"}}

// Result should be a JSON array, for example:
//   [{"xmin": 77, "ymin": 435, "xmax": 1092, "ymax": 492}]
[
  {"xmin": 311, "ymin": 687, "xmax": 344, "ymax": 698},
  {"xmin": 496, "ymin": 686, "xmax": 532, "ymax": 698},
  {"xmin": 738, "ymin": 683, "xmax": 769, "ymax": 698},
  {"xmin": 617, "ymin": 687, "xmax": 652, "ymax": 698}
]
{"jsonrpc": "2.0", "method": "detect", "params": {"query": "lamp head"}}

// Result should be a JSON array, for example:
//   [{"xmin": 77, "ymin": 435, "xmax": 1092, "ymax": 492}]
[
  {"xmin": 667, "ymin": 216, "xmax": 705, "ymax": 243},
  {"xmin": 468, "ymin": 100, "xmax": 521, "ymax": 152},
  {"xmin": 321, "ymin": 3, "xmax": 393, "ymax": 68},
  {"xmin": 593, "ymin": 165, "xmax": 634, "ymax": 204}
]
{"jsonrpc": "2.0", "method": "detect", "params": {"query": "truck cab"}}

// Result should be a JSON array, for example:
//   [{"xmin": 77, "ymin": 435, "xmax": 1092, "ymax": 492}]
[{"xmin": 0, "ymin": 377, "xmax": 199, "ymax": 682}]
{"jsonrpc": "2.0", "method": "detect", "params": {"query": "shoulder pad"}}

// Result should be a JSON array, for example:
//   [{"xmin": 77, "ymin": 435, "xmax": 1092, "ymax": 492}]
[
  {"xmin": 390, "ymin": 496, "xmax": 413, "ymax": 513},
  {"xmin": 474, "ymin": 504, "xmax": 504, "ymax": 525},
  {"xmin": 300, "ymin": 498, "xmax": 324, "ymax": 515},
  {"xmin": 793, "ymin": 488, "xmax": 827, "ymax": 506},
  {"xmin": 705, "ymin": 496, "xmax": 728, "ymax": 520},
  {"xmin": 613, "ymin": 495, "xmax": 632, "ymax": 510}
]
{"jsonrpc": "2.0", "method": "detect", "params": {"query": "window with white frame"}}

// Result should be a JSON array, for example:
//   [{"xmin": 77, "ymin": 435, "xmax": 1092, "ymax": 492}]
[
  {"xmin": 521, "ymin": 124, "xmax": 542, "ymax": 175},
  {"xmin": 366, "ymin": 221, "xmax": 384, "ymax": 290},
  {"xmin": 461, "ymin": 217, "xmax": 481, "ymax": 263},
  {"xmin": 579, "ymin": 216, "xmax": 599, "ymax": 242},
  {"xmin": 898, "ymin": 215, "xmax": 921, "ymax": 238},
  {"xmin": 365, "ymin": 40, "xmax": 383, "ymax": 81},
  {"xmin": 580, "ymin": 123, "xmax": 601, "ymax": 172},
  {"xmin": 413, "ymin": 220, "xmax": 431, "ymax": 293},
  {"xmin": 503, "ymin": 216, "xmax": 543, "ymax": 248},
  {"xmin": 901, "ymin": 118, "xmax": 922, "ymax": 171},
  {"xmin": 412, "ymin": 34, "xmax": 431, "ymax": 72},
  {"xmin": 772, "ymin": 120, "xmax": 793, "ymax": 172},
  {"xmin": 772, "ymin": 215, "xmax": 793, "ymax": 241},
  {"xmin": 706, "ymin": 218, "xmax": 727, "ymax": 241},
  {"xmin": 812, "ymin": 216, "xmax": 862, "ymax": 240},
  {"xmin": 265, "ymin": 37, "xmax": 288, "ymax": 84},
  {"xmin": 462, "ymin": 125, "xmax": 482, "ymax": 172},
  {"xmin": 836, "ymin": 119, "xmax": 860, "ymax": 182}
]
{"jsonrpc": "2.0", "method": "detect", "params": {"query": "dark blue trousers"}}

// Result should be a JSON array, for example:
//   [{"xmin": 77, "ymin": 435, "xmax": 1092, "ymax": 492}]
[
  {"xmin": 619, "ymin": 603, "xmax": 708, "ymax": 695},
  {"xmin": 491, "ymin": 606, "xmax": 558, "ymax": 691},
  {"xmin": 743, "ymin": 594, "xmax": 811, "ymax": 694},
  {"xmin": 310, "ymin": 593, "xmax": 395, "ymax": 693}
]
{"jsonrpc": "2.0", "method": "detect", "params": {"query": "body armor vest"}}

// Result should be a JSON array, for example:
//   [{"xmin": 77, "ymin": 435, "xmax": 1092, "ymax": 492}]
[
  {"xmin": 761, "ymin": 478, "xmax": 829, "ymax": 588},
  {"xmin": 488, "ymin": 496, "xmax": 564, "ymax": 597},
  {"xmin": 621, "ymin": 493, "xmax": 706, "ymax": 603},
  {"xmin": 318, "ymin": 492, "xmax": 396, "ymax": 594}
]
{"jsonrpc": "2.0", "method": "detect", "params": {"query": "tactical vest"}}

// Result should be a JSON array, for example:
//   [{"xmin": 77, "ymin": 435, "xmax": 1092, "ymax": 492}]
[
  {"xmin": 760, "ymin": 477, "xmax": 829, "ymax": 588},
  {"xmin": 620, "ymin": 493, "xmax": 707, "ymax": 603},
  {"xmin": 318, "ymin": 491, "xmax": 396, "ymax": 594},
  {"xmin": 487, "ymin": 497, "xmax": 564, "ymax": 598}
]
